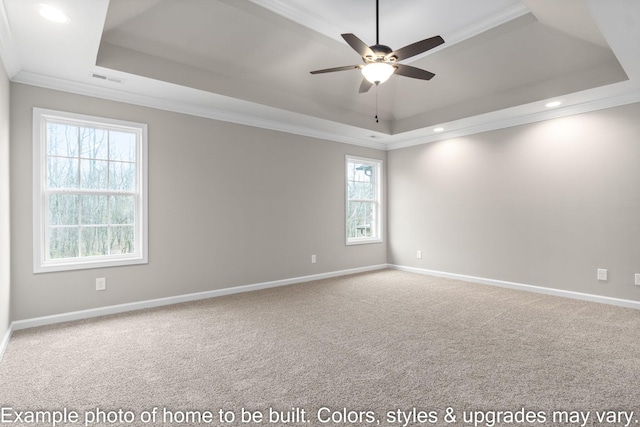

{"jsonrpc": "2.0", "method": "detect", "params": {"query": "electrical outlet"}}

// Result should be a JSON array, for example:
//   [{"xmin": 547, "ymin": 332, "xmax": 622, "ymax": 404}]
[
  {"xmin": 96, "ymin": 277, "xmax": 106, "ymax": 291},
  {"xmin": 597, "ymin": 269, "xmax": 608, "ymax": 281},
  {"xmin": 416, "ymin": 250, "xmax": 422, "ymax": 259},
  {"xmin": 311, "ymin": 254, "xmax": 316, "ymax": 264},
  {"xmin": 635, "ymin": 274, "xmax": 640, "ymax": 286}
]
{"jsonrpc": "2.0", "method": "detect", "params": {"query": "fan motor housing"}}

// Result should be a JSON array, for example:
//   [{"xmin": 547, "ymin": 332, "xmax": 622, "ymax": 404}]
[{"xmin": 367, "ymin": 44, "xmax": 395, "ymax": 62}]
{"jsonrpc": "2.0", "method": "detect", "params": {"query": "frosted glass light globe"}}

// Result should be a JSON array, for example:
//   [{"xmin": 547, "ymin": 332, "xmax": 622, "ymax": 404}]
[{"xmin": 361, "ymin": 63, "xmax": 394, "ymax": 84}]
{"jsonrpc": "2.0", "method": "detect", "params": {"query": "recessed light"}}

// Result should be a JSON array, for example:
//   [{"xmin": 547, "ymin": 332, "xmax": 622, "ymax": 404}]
[
  {"xmin": 433, "ymin": 127, "xmax": 444, "ymax": 132},
  {"xmin": 38, "ymin": 4, "xmax": 69, "ymax": 23},
  {"xmin": 545, "ymin": 101, "xmax": 561, "ymax": 108}
]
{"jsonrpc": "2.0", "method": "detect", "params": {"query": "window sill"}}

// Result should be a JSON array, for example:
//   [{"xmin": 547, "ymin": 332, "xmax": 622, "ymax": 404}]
[
  {"xmin": 34, "ymin": 255, "xmax": 148, "ymax": 274},
  {"xmin": 346, "ymin": 238, "xmax": 384, "ymax": 246}
]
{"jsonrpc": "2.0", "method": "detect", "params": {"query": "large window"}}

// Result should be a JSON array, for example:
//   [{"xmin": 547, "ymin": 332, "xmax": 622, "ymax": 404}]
[
  {"xmin": 346, "ymin": 156, "xmax": 382, "ymax": 245},
  {"xmin": 33, "ymin": 108, "xmax": 148, "ymax": 273}
]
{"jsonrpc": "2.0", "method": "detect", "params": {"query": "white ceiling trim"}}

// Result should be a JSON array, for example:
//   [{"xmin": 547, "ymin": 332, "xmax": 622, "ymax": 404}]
[
  {"xmin": 385, "ymin": 83, "xmax": 640, "ymax": 150},
  {"xmin": 12, "ymin": 70, "xmax": 389, "ymax": 150},
  {"xmin": 407, "ymin": 4, "xmax": 530, "ymax": 63},
  {"xmin": 13, "ymin": 70, "xmax": 640, "ymax": 152}
]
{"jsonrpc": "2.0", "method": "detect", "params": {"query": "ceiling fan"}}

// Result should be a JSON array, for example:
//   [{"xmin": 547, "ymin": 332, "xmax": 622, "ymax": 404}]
[{"xmin": 310, "ymin": 0, "xmax": 445, "ymax": 93}]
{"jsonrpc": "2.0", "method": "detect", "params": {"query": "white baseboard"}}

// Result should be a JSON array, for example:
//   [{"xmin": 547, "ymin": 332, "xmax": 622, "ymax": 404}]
[
  {"xmin": 6, "ymin": 263, "xmax": 637, "ymax": 362},
  {"xmin": 11, "ymin": 264, "xmax": 388, "ymax": 332},
  {"xmin": 0, "ymin": 322, "xmax": 14, "ymax": 363},
  {"xmin": 389, "ymin": 264, "xmax": 640, "ymax": 310}
]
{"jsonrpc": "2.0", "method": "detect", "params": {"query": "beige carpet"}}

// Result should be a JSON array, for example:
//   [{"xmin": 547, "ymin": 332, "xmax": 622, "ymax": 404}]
[{"xmin": 1, "ymin": 269, "xmax": 640, "ymax": 426}]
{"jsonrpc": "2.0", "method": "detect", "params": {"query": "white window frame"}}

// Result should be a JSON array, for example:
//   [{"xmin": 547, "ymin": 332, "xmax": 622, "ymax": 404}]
[
  {"xmin": 345, "ymin": 155, "xmax": 383, "ymax": 245},
  {"xmin": 33, "ymin": 108, "xmax": 148, "ymax": 273}
]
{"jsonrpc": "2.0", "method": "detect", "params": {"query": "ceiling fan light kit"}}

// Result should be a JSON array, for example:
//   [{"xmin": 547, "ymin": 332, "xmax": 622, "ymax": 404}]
[
  {"xmin": 362, "ymin": 62, "xmax": 395, "ymax": 84},
  {"xmin": 310, "ymin": 0, "xmax": 444, "ymax": 93}
]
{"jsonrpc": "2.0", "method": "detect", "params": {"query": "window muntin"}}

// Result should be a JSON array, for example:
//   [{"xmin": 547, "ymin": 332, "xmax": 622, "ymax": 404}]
[
  {"xmin": 346, "ymin": 156, "xmax": 382, "ymax": 245},
  {"xmin": 33, "ymin": 108, "xmax": 148, "ymax": 272}
]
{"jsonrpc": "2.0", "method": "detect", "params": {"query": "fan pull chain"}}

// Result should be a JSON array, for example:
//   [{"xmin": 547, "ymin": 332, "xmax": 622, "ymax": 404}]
[{"xmin": 375, "ymin": 85, "xmax": 379, "ymax": 123}]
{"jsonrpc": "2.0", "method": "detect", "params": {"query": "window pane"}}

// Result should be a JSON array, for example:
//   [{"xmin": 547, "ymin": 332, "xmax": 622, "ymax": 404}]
[
  {"xmin": 47, "ymin": 123, "xmax": 78, "ymax": 157},
  {"xmin": 80, "ymin": 159, "xmax": 108, "ymax": 189},
  {"xmin": 353, "ymin": 163, "xmax": 374, "ymax": 183},
  {"xmin": 47, "ymin": 157, "xmax": 79, "ymax": 189},
  {"xmin": 110, "ymin": 195, "xmax": 135, "ymax": 224},
  {"xmin": 347, "ymin": 201, "xmax": 374, "ymax": 239},
  {"xmin": 49, "ymin": 227, "xmax": 79, "ymax": 259},
  {"xmin": 80, "ymin": 127, "xmax": 108, "ymax": 159},
  {"xmin": 81, "ymin": 226, "xmax": 108, "ymax": 257},
  {"xmin": 110, "ymin": 226, "xmax": 135, "ymax": 255},
  {"xmin": 109, "ymin": 131, "xmax": 136, "ymax": 162},
  {"xmin": 109, "ymin": 161, "xmax": 136, "ymax": 191},
  {"xmin": 347, "ymin": 162, "xmax": 356, "ymax": 181},
  {"xmin": 49, "ymin": 194, "xmax": 78, "ymax": 225},
  {"xmin": 347, "ymin": 162, "xmax": 376, "ymax": 201},
  {"xmin": 351, "ymin": 182, "xmax": 374, "ymax": 200},
  {"xmin": 81, "ymin": 195, "xmax": 108, "ymax": 225}
]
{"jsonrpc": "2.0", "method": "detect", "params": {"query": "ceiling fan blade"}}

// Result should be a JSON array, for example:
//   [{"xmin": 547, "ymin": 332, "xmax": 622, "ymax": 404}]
[
  {"xmin": 310, "ymin": 65, "xmax": 362, "ymax": 74},
  {"xmin": 341, "ymin": 33, "xmax": 375, "ymax": 58},
  {"xmin": 358, "ymin": 78, "xmax": 373, "ymax": 93},
  {"xmin": 394, "ymin": 63, "xmax": 435, "ymax": 80},
  {"xmin": 389, "ymin": 35, "xmax": 444, "ymax": 61}
]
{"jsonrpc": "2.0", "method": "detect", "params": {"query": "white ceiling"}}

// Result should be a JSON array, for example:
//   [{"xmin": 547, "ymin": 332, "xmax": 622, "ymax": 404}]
[{"xmin": 1, "ymin": 0, "xmax": 640, "ymax": 150}]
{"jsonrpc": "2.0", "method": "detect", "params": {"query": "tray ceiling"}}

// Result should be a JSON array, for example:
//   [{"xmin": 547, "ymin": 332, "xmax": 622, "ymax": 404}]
[{"xmin": 1, "ymin": 0, "xmax": 639, "ymax": 149}]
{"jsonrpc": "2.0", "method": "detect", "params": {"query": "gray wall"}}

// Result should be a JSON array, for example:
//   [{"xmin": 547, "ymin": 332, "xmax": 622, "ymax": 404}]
[
  {"xmin": 0, "ymin": 58, "xmax": 10, "ymax": 337},
  {"xmin": 10, "ymin": 83, "xmax": 386, "ymax": 320},
  {"xmin": 388, "ymin": 102, "xmax": 640, "ymax": 301},
  {"xmin": 9, "ymin": 80, "xmax": 640, "ymax": 322}
]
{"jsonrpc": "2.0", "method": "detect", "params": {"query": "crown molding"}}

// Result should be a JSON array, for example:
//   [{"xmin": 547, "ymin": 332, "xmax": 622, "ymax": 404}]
[
  {"xmin": 407, "ymin": 4, "xmax": 531, "ymax": 63},
  {"xmin": 14, "ymin": 71, "xmax": 640, "ymax": 153},
  {"xmin": 12, "ymin": 71, "xmax": 389, "ymax": 151},
  {"xmin": 385, "ymin": 83, "xmax": 640, "ymax": 150},
  {"xmin": 247, "ymin": 0, "xmax": 344, "ymax": 44}
]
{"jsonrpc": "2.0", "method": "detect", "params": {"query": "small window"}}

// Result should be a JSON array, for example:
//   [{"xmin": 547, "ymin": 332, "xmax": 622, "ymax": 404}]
[
  {"xmin": 346, "ymin": 156, "xmax": 382, "ymax": 245},
  {"xmin": 33, "ymin": 108, "xmax": 148, "ymax": 273}
]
